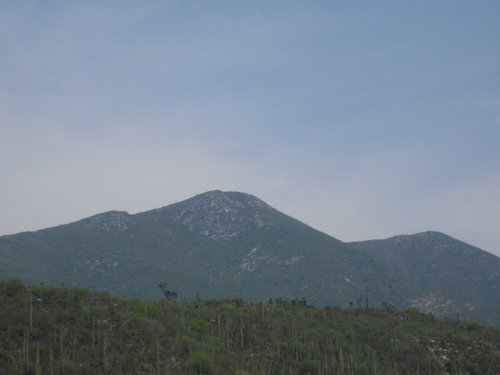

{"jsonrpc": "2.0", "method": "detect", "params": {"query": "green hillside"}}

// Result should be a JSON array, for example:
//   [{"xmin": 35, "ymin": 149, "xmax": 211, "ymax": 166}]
[
  {"xmin": 1, "ymin": 280, "xmax": 499, "ymax": 375},
  {"xmin": 1, "ymin": 191, "xmax": 499, "ymax": 326},
  {"xmin": 0, "ymin": 191, "xmax": 399, "ymax": 306}
]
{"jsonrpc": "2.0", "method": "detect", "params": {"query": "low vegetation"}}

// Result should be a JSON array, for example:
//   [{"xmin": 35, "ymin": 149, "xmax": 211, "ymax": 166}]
[{"xmin": 1, "ymin": 279, "xmax": 499, "ymax": 375}]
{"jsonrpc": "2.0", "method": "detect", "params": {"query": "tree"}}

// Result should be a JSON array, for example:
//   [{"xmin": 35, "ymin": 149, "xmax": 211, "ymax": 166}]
[{"xmin": 158, "ymin": 282, "xmax": 178, "ymax": 302}]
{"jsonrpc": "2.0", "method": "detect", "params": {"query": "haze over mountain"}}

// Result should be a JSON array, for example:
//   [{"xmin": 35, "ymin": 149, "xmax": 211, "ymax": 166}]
[{"xmin": 1, "ymin": 191, "xmax": 499, "ymax": 325}]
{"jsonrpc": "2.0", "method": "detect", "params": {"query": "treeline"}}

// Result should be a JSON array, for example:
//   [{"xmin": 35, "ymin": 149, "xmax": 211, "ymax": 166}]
[{"xmin": 0, "ymin": 279, "xmax": 499, "ymax": 375}]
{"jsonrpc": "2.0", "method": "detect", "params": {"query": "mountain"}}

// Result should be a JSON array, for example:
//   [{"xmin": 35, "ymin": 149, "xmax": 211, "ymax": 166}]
[
  {"xmin": 350, "ymin": 231, "xmax": 500, "ymax": 325},
  {"xmin": 1, "ymin": 190, "xmax": 499, "ymax": 325},
  {"xmin": 0, "ymin": 191, "xmax": 394, "ymax": 305}
]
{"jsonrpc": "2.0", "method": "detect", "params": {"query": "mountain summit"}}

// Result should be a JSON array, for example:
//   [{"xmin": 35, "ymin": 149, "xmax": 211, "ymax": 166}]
[
  {"xmin": 0, "ymin": 191, "xmax": 499, "ymax": 325},
  {"xmin": 159, "ymin": 190, "xmax": 276, "ymax": 239}
]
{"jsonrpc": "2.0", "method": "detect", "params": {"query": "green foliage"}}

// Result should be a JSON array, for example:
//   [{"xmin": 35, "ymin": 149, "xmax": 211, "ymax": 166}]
[
  {"xmin": 189, "ymin": 319, "xmax": 212, "ymax": 337},
  {"xmin": 187, "ymin": 349, "xmax": 213, "ymax": 374},
  {"xmin": 0, "ymin": 280, "xmax": 499, "ymax": 374}
]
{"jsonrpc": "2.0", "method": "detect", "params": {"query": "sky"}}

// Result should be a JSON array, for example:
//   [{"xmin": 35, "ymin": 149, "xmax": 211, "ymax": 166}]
[{"xmin": 1, "ymin": 1, "xmax": 500, "ymax": 256}]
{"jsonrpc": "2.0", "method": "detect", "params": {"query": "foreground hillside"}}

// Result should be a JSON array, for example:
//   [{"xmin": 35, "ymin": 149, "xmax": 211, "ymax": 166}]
[{"xmin": 1, "ymin": 280, "xmax": 499, "ymax": 375}]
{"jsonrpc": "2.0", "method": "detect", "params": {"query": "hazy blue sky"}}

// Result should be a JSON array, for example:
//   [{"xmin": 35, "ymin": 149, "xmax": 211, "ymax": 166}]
[{"xmin": 1, "ymin": 1, "xmax": 499, "ymax": 256}]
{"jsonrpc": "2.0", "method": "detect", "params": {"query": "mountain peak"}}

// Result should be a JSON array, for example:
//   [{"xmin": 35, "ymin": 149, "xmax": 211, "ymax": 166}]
[
  {"xmin": 193, "ymin": 190, "xmax": 269, "ymax": 208},
  {"xmin": 410, "ymin": 231, "xmax": 449, "ymax": 239},
  {"xmin": 384, "ymin": 231, "xmax": 447, "ymax": 244},
  {"xmin": 164, "ymin": 190, "xmax": 275, "ymax": 239},
  {"xmin": 84, "ymin": 211, "xmax": 132, "ymax": 232}
]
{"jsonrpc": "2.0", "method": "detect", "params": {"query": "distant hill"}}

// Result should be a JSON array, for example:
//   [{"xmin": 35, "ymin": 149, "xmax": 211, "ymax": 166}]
[
  {"xmin": 350, "ymin": 231, "xmax": 500, "ymax": 325},
  {"xmin": 0, "ymin": 190, "xmax": 499, "ymax": 325}
]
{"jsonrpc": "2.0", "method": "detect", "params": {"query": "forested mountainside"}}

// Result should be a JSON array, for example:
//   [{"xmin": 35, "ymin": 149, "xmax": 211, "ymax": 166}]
[
  {"xmin": 1, "ymin": 191, "xmax": 499, "ymax": 325},
  {"xmin": 0, "ymin": 191, "xmax": 404, "ymax": 308},
  {"xmin": 1, "ymin": 280, "xmax": 499, "ymax": 375}
]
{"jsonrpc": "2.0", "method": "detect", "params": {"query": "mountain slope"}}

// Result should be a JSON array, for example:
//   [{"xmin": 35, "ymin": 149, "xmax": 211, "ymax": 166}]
[
  {"xmin": 0, "ymin": 191, "xmax": 498, "ymax": 325},
  {"xmin": 350, "ymin": 231, "xmax": 500, "ymax": 324},
  {"xmin": 0, "ymin": 191, "xmax": 396, "ymax": 307}
]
